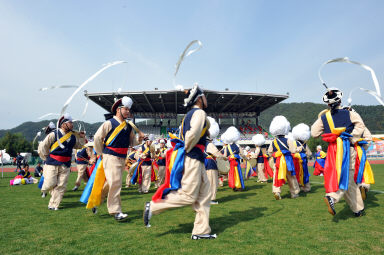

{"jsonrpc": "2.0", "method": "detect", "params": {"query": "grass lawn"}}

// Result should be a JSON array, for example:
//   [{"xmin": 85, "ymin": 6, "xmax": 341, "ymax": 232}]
[{"xmin": 1, "ymin": 165, "xmax": 383, "ymax": 255}]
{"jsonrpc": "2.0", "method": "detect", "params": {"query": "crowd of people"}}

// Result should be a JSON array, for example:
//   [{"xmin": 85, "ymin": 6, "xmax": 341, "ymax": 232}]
[{"xmin": 22, "ymin": 84, "xmax": 374, "ymax": 240}]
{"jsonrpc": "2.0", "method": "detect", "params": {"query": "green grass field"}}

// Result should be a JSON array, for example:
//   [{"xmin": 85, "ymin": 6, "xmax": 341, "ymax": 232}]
[{"xmin": 1, "ymin": 165, "xmax": 383, "ymax": 255}]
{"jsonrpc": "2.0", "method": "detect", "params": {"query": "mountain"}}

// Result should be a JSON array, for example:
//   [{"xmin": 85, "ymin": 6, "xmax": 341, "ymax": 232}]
[{"xmin": 1, "ymin": 103, "xmax": 383, "ymax": 141}]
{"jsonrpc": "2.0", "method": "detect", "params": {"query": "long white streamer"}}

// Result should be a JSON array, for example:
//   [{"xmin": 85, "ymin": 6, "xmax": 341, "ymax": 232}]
[
  {"xmin": 173, "ymin": 40, "xmax": 202, "ymax": 90},
  {"xmin": 38, "ymin": 113, "xmax": 60, "ymax": 120},
  {"xmin": 319, "ymin": 57, "xmax": 383, "ymax": 106},
  {"xmin": 39, "ymin": 85, "xmax": 78, "ymax": 91},
  {"xmin": 57, "ymin": 61, "xmax": 127, "ymax": 148},
  {"xmin": 32, "ymin": 131, "xmax": 42, "ymax": 151}
]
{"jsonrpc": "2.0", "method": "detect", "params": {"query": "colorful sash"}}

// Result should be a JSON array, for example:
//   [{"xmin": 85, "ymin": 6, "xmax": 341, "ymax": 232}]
[
  {"xmin": 152, "ymin": 137, "xmax": 185, "ymax": 202},
  {"xmin": 38, "ymin": 175, "xmax": 44, "ymax": 189},
  {"xmin": 293, "ymin": 152, "xmax": 310, "ymax": 185},
  {"xmin": 131, "ymin": 145, "xmax": 157, "ymax": 184},
  {"xmin": 50, "ymin": 131, "xmax": 73, "ymax": 152},
  {"xmin": 245, "ymin": 160, "xmax": 254, "ymax": 179},
  {"xmin": 80, "ymin": 156, "xmax": 103, "ymax": 205},
  {"xmin": 263, "ymin": 155, "xmax": 273, "ymax": 179},
  {"xmin": 354, "ymin": 139, "xmax": 375, "ymax": 185},
  {"xmin": 272, "ymin": 139, "xmax": 295, "ymax": 187},
  {"xmin": 227, "ymin": 145, "xmax": 245, "ymax": 190}
]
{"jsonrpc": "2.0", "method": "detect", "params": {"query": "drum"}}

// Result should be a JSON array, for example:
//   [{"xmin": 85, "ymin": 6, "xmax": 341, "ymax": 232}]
[
  {"xmin": 217, "ymin": 158, "xmax": 230, "ymax": 174},
  {"xmin": 128, "ymin": 162, "xmax": 139, "ymax": 175},
  {"xmin": 248, "ymin": 158, "xmax": 257, "ymax": 168}
]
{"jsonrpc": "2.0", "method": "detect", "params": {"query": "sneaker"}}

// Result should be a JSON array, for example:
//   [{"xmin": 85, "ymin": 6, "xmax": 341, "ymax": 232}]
[
  {"xmin": 114, "ymin": 212, "xmax": 128, "ymax": 221},
  {"xmin": 324, "ymin": 196, "xmax": 336, "ymax": 216},
  {"xmin": 210, "ymin": 201, "xmax": 219, "ymax": 205},
  {"xmin": 274, "ymin": 193, "xmax": 281, "ymax": 200},
  {"xmin": 191, "ymin": 234, "xmax": 217, "ymax": 240},
  {"xmin": 92, "ymin": 207, "xmax": 98, "ymax": 214},
  {"xmin": 48, "ymin": 206, "xmax": 59, "ymax": 211},
  {"xmin": 359, "ymin": 186, "xmax": 367, "ymax": 201},
  {"xmin": 319, "ymin": 173, "xmax": 324, "ymax": 176},
  {"xmin": 143, "ymin": 202, "xmax": 152, "ymax": 227},
  {"xmin": 41, "ymin": 192, "xmax": 46, "ymax": 198},
  {"xmin": 354, "ymin": 209, "xmax": 365, "ymax": 217},
  {"xmin": 72, "ymin": 186, "xmax": 79, "ymax": 191}
]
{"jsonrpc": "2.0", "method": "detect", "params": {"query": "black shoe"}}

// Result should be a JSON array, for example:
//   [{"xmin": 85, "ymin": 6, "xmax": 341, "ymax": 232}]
[
  {"xmin": 92, "ymin": 207, "xmax": 98, "ymax": 214},
  {"xmin": 143, "ymin": 202, "xmax": 152, "ymax": 227},
  {"xmin": 324, "ymin": 196, "xmax": 336, "ymax": 216},
  {"xmin": 191, "ymin": 234, "xmax": 217, "ymax": 240},
  {"xmin": 359, "ymin": 186, "xmax": 367, "ymax": 201},
  {"xmin": 354, "ymin": 209, "xmax": 365, "ymax": 217}
]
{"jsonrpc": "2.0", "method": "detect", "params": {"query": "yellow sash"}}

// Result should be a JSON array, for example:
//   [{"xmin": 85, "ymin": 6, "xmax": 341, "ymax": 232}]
[
  {"xmin": 273, "ymin": 139, "xmax": 287, "ymax": 181},
  {"xmin": 180, "ymin": 114, "xmax": 207, "ymax": 140},
  {"xmin": 50, "ymin": 131, "xmax": 73, "ymax": 152},
  {"xmin": 105, "ymin": 120, "xmax": 127, "ymax": 146},
  {"xmin": 86, "ymin": 159, "xmax": 105, "ymax": 209}
]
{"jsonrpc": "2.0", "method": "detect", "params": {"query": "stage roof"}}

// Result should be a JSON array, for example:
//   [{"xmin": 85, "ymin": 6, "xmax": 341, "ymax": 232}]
[{"xmin": 85, "ymin": 89, "xmax": 289, "ymax": 119}]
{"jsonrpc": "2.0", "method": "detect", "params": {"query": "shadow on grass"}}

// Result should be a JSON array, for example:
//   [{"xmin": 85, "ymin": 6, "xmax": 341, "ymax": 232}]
[
  {"xmin": 218, "ymin": 192, "xmax": 256, "ymax": 203},
  {"xmin": 157, "ymin": 207, "xmax": 268, "ymax": 236},
  {"xmin": 332, "ymin": 191, "xmax": 380, "ymax": 223}
]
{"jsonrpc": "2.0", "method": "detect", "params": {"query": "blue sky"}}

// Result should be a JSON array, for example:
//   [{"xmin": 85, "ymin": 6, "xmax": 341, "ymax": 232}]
[{"xmin": 1, "ymin": 0, "xmax": 384, "ymax": 129}]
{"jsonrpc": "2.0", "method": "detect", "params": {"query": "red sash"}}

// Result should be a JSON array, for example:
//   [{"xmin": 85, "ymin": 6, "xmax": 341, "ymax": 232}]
[{"xmin": 50, "ymin": 154, "xmax": 71, "ymax": 162}]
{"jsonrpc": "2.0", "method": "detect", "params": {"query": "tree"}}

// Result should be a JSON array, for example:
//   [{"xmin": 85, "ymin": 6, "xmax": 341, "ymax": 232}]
[
  {"xmin": 0, "ymin": 132, "xmax": 33, "ymax": 157},
  {"xmin": 307, "ymin": 137, "xmax": 328, "ymax": 154}
]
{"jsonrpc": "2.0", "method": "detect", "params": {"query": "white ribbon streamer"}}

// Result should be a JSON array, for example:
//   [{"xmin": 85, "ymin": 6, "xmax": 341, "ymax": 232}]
[
  {"xmin": 38, "ymin": 113, "xmax": 60, "ymax": 120},
  {"xmin": 32, "ymin": 131, "xmax": 42, "ymax": 151},
  {"xmin": 39, "ymin": 85, "xmax": 78, "ymax": 91},
  {"xmin": 56, "ymin": 60, "xmax": 127, "ymax": 148},
  {"xmin": 318, "ymin": 57, "xmax": 381, "ymax": 97},
  {"xmin": 173, "ymin": 40, "xmax": 202, "ymax": 90}
]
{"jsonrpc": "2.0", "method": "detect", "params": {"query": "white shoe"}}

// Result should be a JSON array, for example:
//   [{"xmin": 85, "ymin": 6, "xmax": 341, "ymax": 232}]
[
  {"xmin": 48, "ymin": 206, "xmax": 59, "ymax": 211},
  {"xmin": 191, "ymin": 234, "xmax": 217, "ymax": 240},
  {"xmin": 210, "ymin": 201, "xmax": 219, "ymax": 205},
  {"xmin": 41, "ymin": 192, "xmax": 46, "ymax": 198},
  {"xmin": 72, "ymin": 186, "xmax": 79, "ymax": 191},
  {"xmin": 115, "ymin": 212, "xmax": 128, "ymax": 221}
]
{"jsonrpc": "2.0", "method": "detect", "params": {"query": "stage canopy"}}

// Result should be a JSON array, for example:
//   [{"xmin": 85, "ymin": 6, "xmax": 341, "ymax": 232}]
[{"xmin": 85, "ymin": 89, "xmax": 289, "ymax": 119}]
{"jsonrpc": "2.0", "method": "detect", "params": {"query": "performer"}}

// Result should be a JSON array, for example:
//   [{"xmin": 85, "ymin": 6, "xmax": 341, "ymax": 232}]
[
  {"xmin": 137, "ymin": 135, "xmax": 155, "ymax": 193},
  {"xmin": 93, "ymin": 96, "xmax": 144, "ymax": 220},
  {"xmin": 154, "ymin": 139, "xmax": 167, "ymax": 188},
  {"xmin": 144, "ymin": 84, "xmax": 216, "ymax": 240},
  {"xmin": 251, "ymin": 134, "xmax": 272, "ymax": 183},
  {"xmin": 223, "ymin": 127, "xmax": 245, "ymax": 191},
  {"xmin": 268, "ymin": 116, "xmax": 299, "ymax": 200},
  {"xmin": 292, "ymin": 123, "xmax": 312, "ymax": 193},
  {"xmin": 38, "ymin": 113, "xmax": 86, "ymax": 210},
  {"xmin": 311, "ymin": 88, "xmax": 365, "ymax": 216},
  {"xmin": 72, "ymin": 142, "xmax": 96, "ymax": 191},
  {"xmin": 313, "ymin": 145, "xmax": 326, "ymax": 176},
  {"xmin": 205, "ymin": 117, "xmax": 225, "ymax": 204},
  {"xmin": 124, "ymin": 148, "xmax": 137, "ymax": 188}
]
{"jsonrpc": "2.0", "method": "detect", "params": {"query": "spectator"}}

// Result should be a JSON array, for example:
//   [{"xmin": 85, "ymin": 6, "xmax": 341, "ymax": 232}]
[
  {"xmin": 15, "ymin": 153, "xmax": 23, "ymax": 172},
  {"xmin": 18, "ymin": 164, "xmax": 31, "ymax": 179},
  {"xmin": 34, "ymin": 162, "xmax": 43, "ymax": 177}
]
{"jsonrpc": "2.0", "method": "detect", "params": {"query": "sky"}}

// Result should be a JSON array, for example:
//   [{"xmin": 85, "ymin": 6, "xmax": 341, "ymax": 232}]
[{"xmin": 1, "ymin": 0, "xmax": 384, "ymax": 129}]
